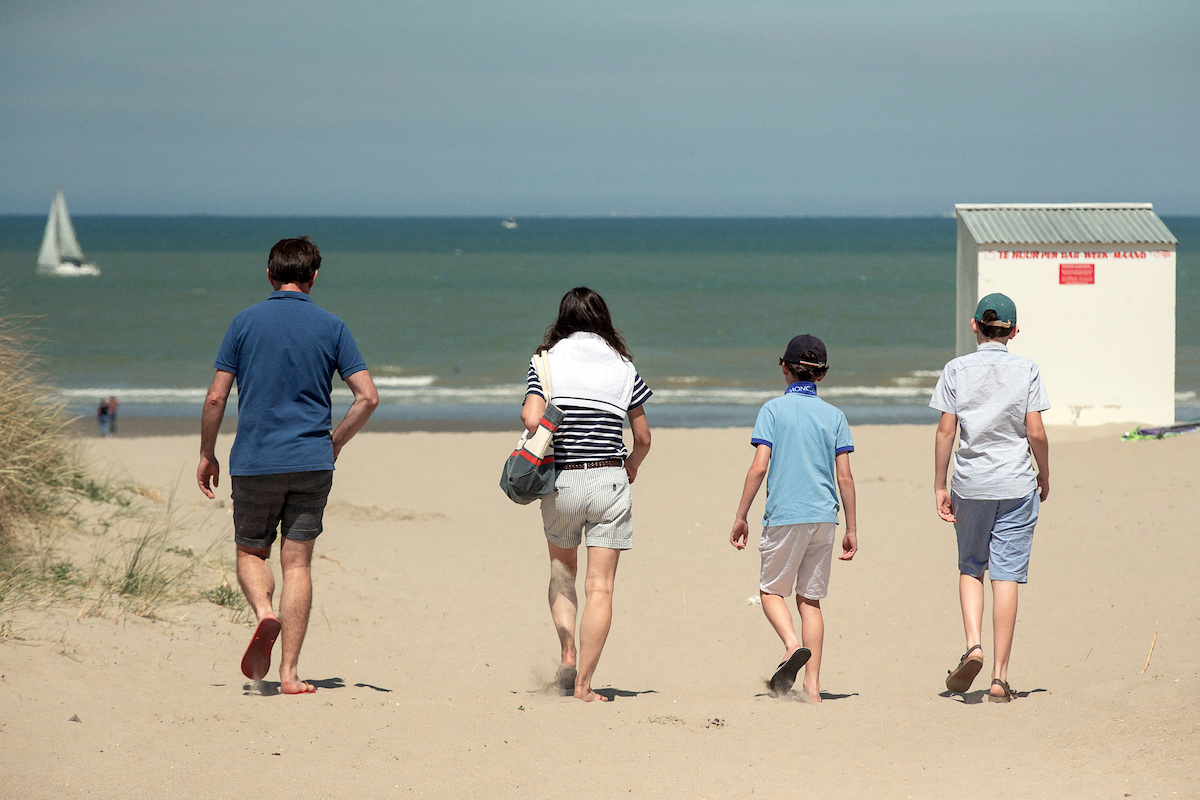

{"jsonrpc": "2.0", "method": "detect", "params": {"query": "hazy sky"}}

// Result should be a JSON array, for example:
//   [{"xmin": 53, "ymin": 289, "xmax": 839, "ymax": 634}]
[{"xmin": 2, "ymin": 1, "xmax": 1196, "ymax": 216}]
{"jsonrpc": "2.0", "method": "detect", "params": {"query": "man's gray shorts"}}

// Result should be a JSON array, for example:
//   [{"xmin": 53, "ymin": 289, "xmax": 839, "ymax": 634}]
[
  {"xmin": 231, "ymin": 470, "xmax": 333, "ymax": 550},
  {"xmin": 952, "ymin": 490, "xmax": 1039, "ymax": 583},
  {"xmin": 540, "ymin": 466, "xmax": 633, "ymax": 550}
]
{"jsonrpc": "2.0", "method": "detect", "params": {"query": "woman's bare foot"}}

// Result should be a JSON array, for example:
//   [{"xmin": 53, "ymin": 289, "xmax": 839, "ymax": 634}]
[
  {"xmin": 554, "ymin": 665, "xmax": 578, "ymax": 694},
  {"xmin": 574, "ymin": 686, "xmax": 610, "ymax": 702},
  {"xmin": 800, "ymin": 682, "xmax": 822, "ymax": 703}
]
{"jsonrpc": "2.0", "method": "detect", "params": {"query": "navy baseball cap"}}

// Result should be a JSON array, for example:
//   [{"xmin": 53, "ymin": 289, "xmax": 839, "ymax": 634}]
[
  {"xmin": 781, "ymin": 334, "xmax": 827, "ymax": 367},
  {"xmin": 974, "ymin": 293, "xmax": 1017, "ymax": 328}
]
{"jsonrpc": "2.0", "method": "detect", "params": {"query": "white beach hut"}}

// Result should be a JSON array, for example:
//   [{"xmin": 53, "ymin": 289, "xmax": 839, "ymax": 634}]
[{"xmin": 954, "ymin": 203, "xmax": 1178, "ymax": 426}]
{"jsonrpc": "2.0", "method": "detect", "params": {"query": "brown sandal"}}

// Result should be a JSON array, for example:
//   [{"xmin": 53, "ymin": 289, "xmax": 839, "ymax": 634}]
[
  {"xmin": 987, "ymin": 678, "xmax": 1015, "ymax": 703},
  {"xmin": 945, "ymin": 644, "xmax": 984, "ymax": 693}
]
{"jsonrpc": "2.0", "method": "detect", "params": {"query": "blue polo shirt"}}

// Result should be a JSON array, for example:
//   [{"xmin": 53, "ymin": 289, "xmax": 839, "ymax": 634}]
[
  {"xmin": 750, "ymin": 382, "xmax": 855, "ymax": 526},
  {"xmin": 215, "ymin": 291, "xmax": 367, "ymax": 476}
]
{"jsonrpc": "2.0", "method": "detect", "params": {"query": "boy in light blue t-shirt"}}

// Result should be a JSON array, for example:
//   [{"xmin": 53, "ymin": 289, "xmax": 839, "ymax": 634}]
[{"xmin": 730, "ymin": 334, "xmax": 858, "ymax": 702}]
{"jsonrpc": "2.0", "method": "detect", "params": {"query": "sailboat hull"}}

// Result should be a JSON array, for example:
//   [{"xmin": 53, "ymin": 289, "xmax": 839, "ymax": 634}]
[{"xmin": 37, "ymin": 262, "xmax": 101, "ymax": 277}]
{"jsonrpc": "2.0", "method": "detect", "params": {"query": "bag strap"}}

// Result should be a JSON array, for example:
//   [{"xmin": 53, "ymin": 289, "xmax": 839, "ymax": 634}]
[{"xmin": 534, "ymin": 350, "xmax": 553, "ymax": 402}]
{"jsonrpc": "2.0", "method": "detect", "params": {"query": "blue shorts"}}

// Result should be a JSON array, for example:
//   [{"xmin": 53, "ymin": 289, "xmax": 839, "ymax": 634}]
[{"xmin": 952, "ymin": 490, "xmax": 1039, "ymax": 583}]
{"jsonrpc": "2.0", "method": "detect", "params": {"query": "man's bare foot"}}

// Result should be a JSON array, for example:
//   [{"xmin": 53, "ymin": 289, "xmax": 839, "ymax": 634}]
[
  {"xmin": 574, "ymin": 686, "xmax": 611, "ymax": 702},
  {"xmin": 281, "ymin": 680, "xmax": 316, "ymax": 695}
]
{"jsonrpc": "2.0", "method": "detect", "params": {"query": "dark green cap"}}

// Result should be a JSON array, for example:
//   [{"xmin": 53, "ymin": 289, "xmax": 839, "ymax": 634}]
[{"xmin": 974, "ymin": 293, "xmax": 1017, "ymax": 329}]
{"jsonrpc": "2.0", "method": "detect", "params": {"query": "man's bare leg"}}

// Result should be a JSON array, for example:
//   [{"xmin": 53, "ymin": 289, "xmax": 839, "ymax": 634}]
[
  {"xmin": 797, "ymin": 596, "xmax": 824, "ymax": 702},
  {"xmin": 278, "ymin": 537, "xmax": 316, "ymax": 694},
  {"xmin": 990, "ymin": 579, "xmax": 1018, "ymax": 697},
  {"xmin": 575, "ymin": 546, "xmax": 620, "ymax": 702},
  {"xmin": 237, "ymin": 545, "xmax": 277, "ymax": 622},
  {"xmin": 236, "ymin": 544, "xmax": 281, "ymax": 681},
  {"xmin": 547, "ymin": 542, "xmax": 579, "ymax": 671}
]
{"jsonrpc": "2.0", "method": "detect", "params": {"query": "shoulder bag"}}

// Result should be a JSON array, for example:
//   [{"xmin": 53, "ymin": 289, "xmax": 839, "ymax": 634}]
[{"xmin": 500, "ymin": 351, "xmax": 563, "ymax": 504}]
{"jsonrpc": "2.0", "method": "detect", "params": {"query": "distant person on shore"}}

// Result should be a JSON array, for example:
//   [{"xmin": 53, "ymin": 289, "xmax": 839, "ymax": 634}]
[
  {"xmin": 196, "ymin": 236, "xmax": 378, "ymax": 695},
  {"xmin": 97, "ymin": 398, "xmax": 112, "ymax": 437},
  {"xmin": 107, "ymin": 395, "xmax": 120, "ymax": 436},
  {"xmin": 933, "ymin": 293, "xmax": 1050, "ymax": 703},
  {"xmin": 730, "ymin": 335, "xmax": 857, "ymax": 702},
  {"xmin": 522, "ymin": 287, "xmax": 652, "ymax": 702}
]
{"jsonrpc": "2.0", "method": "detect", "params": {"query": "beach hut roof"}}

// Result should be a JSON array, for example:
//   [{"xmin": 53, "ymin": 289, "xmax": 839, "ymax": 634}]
[{"xmin": 955, "ymin": 204, "xmax": 1177, "ymax": 246}]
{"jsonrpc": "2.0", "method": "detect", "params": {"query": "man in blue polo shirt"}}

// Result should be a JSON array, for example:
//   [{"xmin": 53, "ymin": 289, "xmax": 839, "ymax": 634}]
[
  {"xmin": 197, "ymin": 236, "xmax": 378, "ymax": 694},
  {"xmin": 730, "ymin": 334, "xmax": 858, "ymax": 702}
]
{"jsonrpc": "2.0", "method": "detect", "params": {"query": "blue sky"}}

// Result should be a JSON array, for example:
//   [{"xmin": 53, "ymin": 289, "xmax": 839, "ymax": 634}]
[{"xmin": 2, "ymin": 0, "xmax": 1196, "ymax": 216}]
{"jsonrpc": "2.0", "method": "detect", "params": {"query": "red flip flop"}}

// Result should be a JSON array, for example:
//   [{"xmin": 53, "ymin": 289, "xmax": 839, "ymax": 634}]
[{"xmin": 240, "ymin": 617, "xmax": 281, "ymax": 680}]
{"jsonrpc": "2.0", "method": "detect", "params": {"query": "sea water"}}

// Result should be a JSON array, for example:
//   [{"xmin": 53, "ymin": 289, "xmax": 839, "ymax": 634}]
[{"xmin": 1, "ymin": 216, "xmax": 1196, "ymax": 426}]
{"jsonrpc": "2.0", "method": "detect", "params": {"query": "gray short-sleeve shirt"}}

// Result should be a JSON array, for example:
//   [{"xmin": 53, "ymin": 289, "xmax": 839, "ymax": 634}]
[{"xmin": 930, "ymin": 342, "xmax": 1050, "ymax": 500}]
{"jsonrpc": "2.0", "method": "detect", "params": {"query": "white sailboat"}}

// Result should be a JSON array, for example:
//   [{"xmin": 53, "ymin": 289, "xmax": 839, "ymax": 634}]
[{"xmin": 37, "ymin": 189, "xmax": 100, "ymax": 277}]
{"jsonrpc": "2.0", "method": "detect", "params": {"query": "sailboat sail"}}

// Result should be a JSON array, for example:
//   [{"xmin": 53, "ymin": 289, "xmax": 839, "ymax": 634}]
[
  {"xmin": 37, "ymin": 196, "xmax": 60, "ymax": 268},
  {"xmin": 36, "ymin": 190, "xmax": 99, "ymax": 277},
  {"xmin": 54, "ymin": 192, "xmax": 85, "ymax": 263}
]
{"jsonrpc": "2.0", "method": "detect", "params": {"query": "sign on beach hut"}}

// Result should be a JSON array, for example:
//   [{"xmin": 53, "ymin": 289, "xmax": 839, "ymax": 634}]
[{"xmin": 954, "ymin": 203, "xmax": 1178, "ymax": 426}]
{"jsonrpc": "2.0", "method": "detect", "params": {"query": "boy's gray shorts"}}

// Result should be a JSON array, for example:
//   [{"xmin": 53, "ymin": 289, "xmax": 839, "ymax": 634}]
[
  {"xmin": 952, "ymin": 490, "xmax": 1039, "ymax": 583},
  {"xmin": 540, "ymin": 466, "xmax": 633, "ymax": 550},
  {"xmin": 231, "ymin": 470, "xmax": 333, "ymax": 551},
  {"xmin": 758, "ymin": 522, "xmax": 837, "ymax": 599}
]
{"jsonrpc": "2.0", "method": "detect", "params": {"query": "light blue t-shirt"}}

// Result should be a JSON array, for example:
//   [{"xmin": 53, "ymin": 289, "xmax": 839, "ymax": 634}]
[
  {"xmin": 751, "ymin": 382, "xmax": 855, "ymax": 526},
  {"xmin": 215, "ymin": 291, "xmax": 367, "ymax": 476},
  {"xmin": 929, "ymin": 342, "xmax": 1050, "ymax": 500}
]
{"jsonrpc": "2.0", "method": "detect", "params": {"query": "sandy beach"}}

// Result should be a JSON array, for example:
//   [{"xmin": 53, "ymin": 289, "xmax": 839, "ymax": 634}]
[{"xmin": 2, "ymin": 424, "xmax": 1197, "ymax": 798}]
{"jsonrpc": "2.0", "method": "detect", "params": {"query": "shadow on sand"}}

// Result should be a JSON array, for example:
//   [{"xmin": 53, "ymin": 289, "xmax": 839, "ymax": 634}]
[
  {"xmin": 242, "ymin": 677, "xmax": 347, "ymax": 696},
  {"xmin": 596, "ymin": 687, "xmax": 658, "ymax": 700},
  {"xmin": 755, "ymin": 690, "xmax": 859, "ymax": 702},
  {"xmin": 353, "ymin": 682, "xmax": 393, "ymax": 692},
  {"xmin": 940, "ymin": 687, "xmax": 1048, "ymax": 705}
]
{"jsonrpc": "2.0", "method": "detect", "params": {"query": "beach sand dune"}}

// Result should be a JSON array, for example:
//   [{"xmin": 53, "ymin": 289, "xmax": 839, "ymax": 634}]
[{"xmin": 2, "ymin": 426, "xmax": 1197, "ymax": 798}]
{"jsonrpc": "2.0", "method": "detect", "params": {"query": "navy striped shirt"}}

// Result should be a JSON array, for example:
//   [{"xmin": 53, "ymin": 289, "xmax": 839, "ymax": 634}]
[{"xmin": 527, "ymin": 364, "xmax": 652, "ymax": 463}]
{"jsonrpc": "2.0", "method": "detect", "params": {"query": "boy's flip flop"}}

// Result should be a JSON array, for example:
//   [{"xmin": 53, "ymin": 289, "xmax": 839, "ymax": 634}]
[
  {"xmin": 987, "ymin": 678, "xmax": 1015, "ymax": 703},
  {"xmin": 769, "ymin": 647, "xmax": 812, "ymax": 695},
  {"xmin": 945, "ymin": 644, "xmax": 984, "ymax": 694},
  {"xmin": 240, "ymin": 617, "xmax": 282, "ymax": 680}
]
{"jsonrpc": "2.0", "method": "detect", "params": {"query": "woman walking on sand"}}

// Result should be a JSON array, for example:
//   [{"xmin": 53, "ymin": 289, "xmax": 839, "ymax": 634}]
[{"xmin": 522, "ymin": 287, "xmax": 652, "ymax": 702}]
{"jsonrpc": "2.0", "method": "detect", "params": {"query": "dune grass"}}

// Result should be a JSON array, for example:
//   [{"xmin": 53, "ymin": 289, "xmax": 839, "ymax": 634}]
[
  {"xmin": 0, "ymin": 314, "xmax": 83, "ymax": 540},
  {"xmin": 0, "ymin": 312, "xmax": 247, "ymax": 633}
]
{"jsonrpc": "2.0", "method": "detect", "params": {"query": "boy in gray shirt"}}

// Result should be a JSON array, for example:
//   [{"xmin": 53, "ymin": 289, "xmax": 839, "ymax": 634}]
[{"xmin": 931, "ymin": 293, "xmax": 1050, "ymax": 702}]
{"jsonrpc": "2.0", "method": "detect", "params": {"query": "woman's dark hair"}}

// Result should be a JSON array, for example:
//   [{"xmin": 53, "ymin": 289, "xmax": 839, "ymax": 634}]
[
  {"xmin": 978, "ymin": 309, "xmax": 1013, "ymax": 341},
  {"xmin": 538, "ymin": 287, "xmax": 632, "ymax": 360},
  {"xmin": 781, "ymin": 354, "xmax": 828, "ymax": 383},
  {"xmin": 268, "ymin": 236, "xmax": 322, "ymax": 284}
]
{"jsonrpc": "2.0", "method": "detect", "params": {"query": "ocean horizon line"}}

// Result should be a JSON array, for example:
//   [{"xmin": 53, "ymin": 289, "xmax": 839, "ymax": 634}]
[{"xmin": 5, "ymin": 212, "xmax": 1200, "ymax": 221}]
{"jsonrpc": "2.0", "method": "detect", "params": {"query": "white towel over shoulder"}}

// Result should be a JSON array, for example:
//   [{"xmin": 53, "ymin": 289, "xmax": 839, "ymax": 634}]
[{"xmin": 546, "ymin": 332, "xmax": 636, "ymax": 416}]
